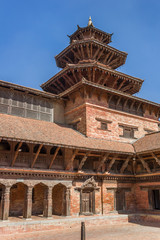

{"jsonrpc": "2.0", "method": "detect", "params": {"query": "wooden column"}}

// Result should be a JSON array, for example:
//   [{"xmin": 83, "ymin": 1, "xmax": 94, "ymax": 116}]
[
  {"xmin": 23, "ymin": 186, "xmax": 33, "ymax": 219},
  {"xmin": 43, "ymin": 186, "xmax": 52, "ymax": 218},
  {"xmin": 65, "ymin": 187, "xmax": 71, "ymax": 216},
  {"xmin": 1, "ymin": 185, "xmax": 11, "ymax": 220}
]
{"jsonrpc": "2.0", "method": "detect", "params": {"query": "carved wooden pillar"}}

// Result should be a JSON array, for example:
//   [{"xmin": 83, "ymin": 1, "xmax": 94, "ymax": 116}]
[
  {"xmin": 23, "ymin": 186, "xmax": 33, "ymax": 219},
  {"xmin": 43, "ymin": 186, "xmax": 52, "ymax": 218},
  {"xmin": 65, "ymin": 187, "xmax": 71, "ymax": 216},
  {"xmin": 1, "ymin": 185, "xmax": 11, "ymax": 220}
]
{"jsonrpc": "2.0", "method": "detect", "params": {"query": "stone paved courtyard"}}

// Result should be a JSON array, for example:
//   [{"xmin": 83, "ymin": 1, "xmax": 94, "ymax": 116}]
[{"xmin": 2, "ymin": 223, "xmax": 160, "ymax": 240}]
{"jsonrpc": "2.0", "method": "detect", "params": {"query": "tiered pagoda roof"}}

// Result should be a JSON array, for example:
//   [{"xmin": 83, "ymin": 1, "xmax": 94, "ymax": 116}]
[{"xmin": 41, "ymin": 17, "xmax": 143, "ymax": 95}]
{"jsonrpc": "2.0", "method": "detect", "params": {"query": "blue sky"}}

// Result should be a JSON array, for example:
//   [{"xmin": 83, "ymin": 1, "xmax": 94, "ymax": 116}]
[{"xmin": 0, "ymin": 0, "xmax": 160, "ymax": 103}]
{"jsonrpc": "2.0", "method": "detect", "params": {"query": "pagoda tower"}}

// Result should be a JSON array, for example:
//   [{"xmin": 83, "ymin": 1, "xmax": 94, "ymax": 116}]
[
  {"xmin": 41, "ymin": 17, "xmax": 143, "ymax": 95},
  {"xmin": 41, "ymin": 18, "xmax": 159, "ymax": 142}
]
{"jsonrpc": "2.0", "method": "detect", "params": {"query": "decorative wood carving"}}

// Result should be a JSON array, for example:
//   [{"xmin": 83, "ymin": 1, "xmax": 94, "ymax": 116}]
[
  {"xmin": 11, "ymin": 142, "xmax": 22, "ymax": 167},
  {"xmin": 65, "ymin": 149, "xmax": 78, "ymax": 171},
  {"xmin": 31, "ymin": 144, "xmax": 43, "ymax": 168},
  {"xmin": 106, "ymin": 155, "xmax": 117, "ymax": 173},
  {"xmin": 49, "ymin": 147, "xmax": 60, "ymax": 169},
  {"xmin": 120, "ymin": 156, "xmax": 131, "ymax": 174},
  {"xmin": 137, "ymin": 155, "xmax": 151, "ymax": 173},
  {"xmin": 151, "ymin": 153, "xmax": 160, "ymax": 166},
  {"xmin": 97, "ymin": 153, "xmax": 109, "ymax": 172},
  {"xmin": 78, "ymin": 151, "xmax": 91, "ymax": 171}
]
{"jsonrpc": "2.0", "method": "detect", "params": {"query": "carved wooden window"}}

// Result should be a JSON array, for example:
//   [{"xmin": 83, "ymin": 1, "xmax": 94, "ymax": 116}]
[
  {"xmin": 119, "ymin": 124, "xmax": 138, "ymax": 139},
  {"xmin": 0, "ymin": 87, "xmax": 53, "ymax": 122},
  {"xmin": 96, "ymin": 118, "xmax": 112, "ymax": 131}
]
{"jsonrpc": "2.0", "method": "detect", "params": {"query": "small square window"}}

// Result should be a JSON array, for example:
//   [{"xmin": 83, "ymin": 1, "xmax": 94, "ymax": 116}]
[
  {"xmin": 119, "ymin": 125, "xmax": 137, "ymax": 139},
  {"xmin": 101, "ymin": 122, "xmax": 108, "ymax": 130},
  {"xmin": 123, "ymin": 127, "xmax": 134, "ymax": 138}
]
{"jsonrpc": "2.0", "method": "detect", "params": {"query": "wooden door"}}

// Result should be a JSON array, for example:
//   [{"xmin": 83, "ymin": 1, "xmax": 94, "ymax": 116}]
[
  {"xmin": 116, "ymin": 189, "xmax": 125, "ymax": 211},
  {"xmin": 82, "ymin": 191, "xmax": 93, "ymax": 214}
]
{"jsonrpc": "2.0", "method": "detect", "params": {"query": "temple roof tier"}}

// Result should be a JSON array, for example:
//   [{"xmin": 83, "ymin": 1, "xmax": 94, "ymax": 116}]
[
  {"xmin": 55, "ymin": 39, "xmax": 127, "ymax": 69},
  {"xmin": 68, "ymin": 24, "xmax": 112, "ymax": 45},
  {"xmin": 60, "ymin": 79, "xmax": 160, "ymax": 111},
  {"xmin": 41, "ymin": 62, "xmax": 143, "ymax": 95}
]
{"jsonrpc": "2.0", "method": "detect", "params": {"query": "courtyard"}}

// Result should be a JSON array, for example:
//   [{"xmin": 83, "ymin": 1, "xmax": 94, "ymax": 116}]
[{"xmin": 2, "ymin": 222, "xmax": 160, "ymax": 240}]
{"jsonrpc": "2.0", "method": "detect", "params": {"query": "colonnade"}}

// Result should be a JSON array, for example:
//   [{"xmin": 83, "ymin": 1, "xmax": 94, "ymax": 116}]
[{"xmin": 0, "ymin": 179, "xmax": 72, "ymax": 221}]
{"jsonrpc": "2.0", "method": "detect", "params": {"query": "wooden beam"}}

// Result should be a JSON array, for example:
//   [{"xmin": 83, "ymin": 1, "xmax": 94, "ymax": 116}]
[
  {"xmin": 66, "ymin": 149, "xmax": 78, "ymax": 170},
  {"xmin": 56, "ymin": 79, "xmax": 66, "ymax": 91},
  {"xmin": 106, "ymin": 155, "xmax": 117, "ymax": 172},
  {"xmin": 90, "ymin": 42, "xmax": 93, "ymax": 58},
  {"xmin": 97, "ymin": 153, "xmax": 109, "ymax": 172},
  {"xmin": 77, "ymin": 46, "xmax": 82, "ymax": 59},
  {"xmin": 80, "ymin": 45, "xmax": 85, "ymax": 59},
  {"xmin": 120, "ymin": 156, "xmax": 131, "ymax": 174},
  {"xmin": 121, "ymin": 82, "xmax": 132, "ymax": 92},
  {"xmin": 93, "ymin": 46, "xmax": 100, "ymax": 58},
  {"xmin": 116, "ymin": 96, "xmax": 122, "ymax": 107},
  {"xmin": 130, "ymin": 100, "xmax": 136, "ymax": 110},
  {"xmin": 137, "ymin": 102, "xmax": 142, "ymax": 112},
  {"xmin": 108, "ymin": 94, "xmax": 113, "ymax": 104},
  {"xmin": 87, "ymin": 68, "xmax": 92, "ymax": 81},
  {"xmin": 49, "ymin": 147, "xmax": 60, "ymax": 169},
  {"xmin": 106, "ymin": 52, "xmax": 114, "ymax": 65},
  {"xmin": 151, "ymin": 152, "xmax": 160, "ymax": 166},
  {"xmin": 97, "ymin": 48, "xmax": 104, "ymax": 61},
  {"xmin": 103, "ymin": 51, "xmax": 110, "ymax": 65},
  {"xmin": 97, "ymin": 71, "xmax": 105, "ymax": 84},
  {"xmin": 11, "ymin": 142, "xmax": 22, "ymax": 167},
  {"xmin": 117, "ymin": 79, "xmax": 125, "ymax": 90},
  {"xmin": 77, "ymin": 152, "xmax": 101, "ymax": 157},
  {"xmin": 109, "ymin": 56, "xmax": 119, "ymax": 67},
  {"xmin": 78, "ymin": 151, "xmax": 91, "ymax": 171},
  {"xmin": 53, "ymin": 81, "xmax": 63, "ymax": 92},
  {"xmin": 64, "ymin": 55, "xmax": 73, "ymax": 64},
  {"xmin": 86, "ymin": 43, "xmax": 90, "ymax": 58},
  {"xmin": 63, "ymin": 74, "xmax": 74, "ymax": 86},
  {"xmin": 31, "ymin": 144, "xmax": 43, "ymax": 168},
  {"xmin": 71, "ymin": 49, "xmax": 81, "ymax": 61},
  {"xmin": 92, "ymin": 67, "xmax": 95, "ymax": 82},
  {"xmin": 111, "ymin": 76, "xmax": 119, "ymax": 88},
  {"xmin": 60, "ymin": 58, "xmax": 68, "ymax": 65},
  {"xmin": 123, "ymin": 98, "xmax": 128, "ymax": 109},
  {"xmin": 71, "ymin": 69, "xmax": 79, "ymax": 83},
  {"xmin": 137, "ymin": 155, "xmax": 151, "ymax": 173},
  {"xmin": 102, "ymin": 72, "xmax": 110, "ymax": 85}
]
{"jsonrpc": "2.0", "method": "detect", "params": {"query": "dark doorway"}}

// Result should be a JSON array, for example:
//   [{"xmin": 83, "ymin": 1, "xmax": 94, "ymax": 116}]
[{"xmin": 152, "ymin": 190, "xmax": 160, "ymax": 210}]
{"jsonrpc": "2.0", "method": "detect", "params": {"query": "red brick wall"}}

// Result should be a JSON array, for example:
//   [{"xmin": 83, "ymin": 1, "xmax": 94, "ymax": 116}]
[
  {"xmin": 86, "ymin": 104, "xmax": 159, "ymax": 143},
  {"xmin": 64, "ymin": 92, "xmax": 159, "ymax": 142},
  {"xmin": 133, "ymin": 182, "xmax": 160, "ymax": 211}
]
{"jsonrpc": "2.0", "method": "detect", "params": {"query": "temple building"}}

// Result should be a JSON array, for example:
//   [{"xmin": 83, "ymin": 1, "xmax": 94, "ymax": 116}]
[{"xmin": 0, "ymin": 17, "xmax": 160, "ymax": 221}]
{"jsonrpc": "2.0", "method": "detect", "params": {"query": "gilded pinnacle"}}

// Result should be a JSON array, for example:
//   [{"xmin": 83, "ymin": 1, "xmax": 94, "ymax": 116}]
[{"xmin": 88, "ymin": 16, "xmax": 94, "ymax": 27}]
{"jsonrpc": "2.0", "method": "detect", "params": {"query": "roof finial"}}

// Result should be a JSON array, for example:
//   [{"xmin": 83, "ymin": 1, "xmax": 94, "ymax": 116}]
[{"xmin": 88, "ymin": 16, "xmax": 94, "ymax": 27}]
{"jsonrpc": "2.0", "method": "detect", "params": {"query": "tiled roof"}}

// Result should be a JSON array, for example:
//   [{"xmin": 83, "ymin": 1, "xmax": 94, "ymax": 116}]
[
  {"xmin": 0, "ymin": 113, "xmax": 134, "ymax": 154},
  {"xmin": 133, "ymin": 131, "xmax": 160, "ymax": 153}
]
